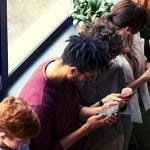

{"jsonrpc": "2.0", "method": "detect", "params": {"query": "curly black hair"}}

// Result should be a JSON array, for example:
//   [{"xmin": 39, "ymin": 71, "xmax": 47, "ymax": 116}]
[
  {"xmin": 62, "ymin": 34, "xmax": 110, "ymax": 72},
  {"xmin": 82, "ymin": 20, "xmax": 124, "ymax": 59}
]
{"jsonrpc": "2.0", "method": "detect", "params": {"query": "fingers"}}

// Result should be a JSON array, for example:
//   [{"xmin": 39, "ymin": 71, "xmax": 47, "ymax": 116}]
[
  {"xmin": 103, "ymin": 101, "xmax": 119, "ymax": 109},
  {"xmin": 103, "ymin": 94, "xmax": 122, "ymax": 103},
  {"xmin": 121, "ymin": 87, "xmax": 133, "ymax": 97},
  {"xmin": 108, "ymin": 94, "xmax": 122, "ymax": 101},
  {"xmin": 88, "ymin": 113, "xmax": 120, "ymax": 128},
  {"xmin": 109, "ymin": 93, "xmax": 121, "ymax": 97},
  {"xmin": 104, "ymin": 114, "xmax": 120, "ymax": 125}
]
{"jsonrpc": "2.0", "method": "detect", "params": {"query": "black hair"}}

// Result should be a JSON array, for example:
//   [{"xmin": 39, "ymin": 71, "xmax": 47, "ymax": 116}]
[{"xmin": 62, "ymin": 34, "xmax": 110, "ymax": 72}]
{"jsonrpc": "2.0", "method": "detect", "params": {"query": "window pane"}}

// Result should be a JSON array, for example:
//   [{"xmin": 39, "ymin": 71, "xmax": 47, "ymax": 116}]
[{"xmin": 7, "ymin": 0, "xmax": 72, "ymax": 74}]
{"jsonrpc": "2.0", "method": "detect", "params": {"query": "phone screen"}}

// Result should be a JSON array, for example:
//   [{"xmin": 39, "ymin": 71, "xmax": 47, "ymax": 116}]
[{"xmin": 100, "ymin": 104, "xmax": 119, "ymax": 116}]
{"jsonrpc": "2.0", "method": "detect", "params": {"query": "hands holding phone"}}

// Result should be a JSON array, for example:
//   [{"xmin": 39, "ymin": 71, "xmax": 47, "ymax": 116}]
[
  {"xmin": 97, "ymin": 87, "xmax": 134, "ymax": 124},
  {"xmin": 120, "ymin": 87, "xmax": 136, "ymax": 105},
  {"xmin": 81, "ymin": 87, "xmax": 134, "ymax": 128}
]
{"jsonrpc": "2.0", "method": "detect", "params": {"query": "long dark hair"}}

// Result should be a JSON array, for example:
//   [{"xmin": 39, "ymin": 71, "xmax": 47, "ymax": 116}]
[
  {"xmin": 109, "ymin": 0, "xmax": 147, "ymax": 32},
  {"xmin": 100, "ymin": 0, "xmax": 147, "ymax": 78}
]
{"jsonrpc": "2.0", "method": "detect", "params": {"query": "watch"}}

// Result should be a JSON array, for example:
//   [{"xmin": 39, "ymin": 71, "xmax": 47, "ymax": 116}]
[{"xmin": 99, "ymin": 100, "xmax": 104, "ymax": 106}]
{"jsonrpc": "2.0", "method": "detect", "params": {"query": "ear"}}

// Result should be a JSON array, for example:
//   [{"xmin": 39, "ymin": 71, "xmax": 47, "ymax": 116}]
[
  {"xmin": 68, "ymin": 67, "xmax": 78, "ymax": 77},
  {"xmin": 0, "ymin": 131, "xmax": 6, "ymax": 139},
  {"xmin": 124, "ymin": 27, "xmax": 132, "ymax": 35}
]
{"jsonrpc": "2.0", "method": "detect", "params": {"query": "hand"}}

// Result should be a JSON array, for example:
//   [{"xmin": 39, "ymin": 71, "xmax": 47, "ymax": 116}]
[
  {"xmin": 102, "ymin": 100, "xmax": 119, "ymax": 109},
  {"xmin": 101, "ymin": 93, "xmax": 122, "ymax": 103},
  {"xmin": 120, "ymin": 87, "xmax": 134, "ymax": 105},
  {"xmin": 106, "ymin": 113, "xmax": 120, "ymax": 125},
  {"xmin": 100, "ymin": 102, "xmax": 120, "ymax": 117},
  {"xmin": 121, "ymin": 87, "xmax": 133, "ymax": 98},
  {"xmin": 85, "ymin": 113, "xmax": 120, "ymax": 133},
  {"xmin": 85, "ymin": 115, "xmax": 108, "ymax": 132}
]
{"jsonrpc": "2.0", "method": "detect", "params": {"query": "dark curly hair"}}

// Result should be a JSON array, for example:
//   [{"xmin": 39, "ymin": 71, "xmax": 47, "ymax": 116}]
[
  {"xmin": 83, "ymin": 21, "xmax": 124, "ymax": 59},
  {"xmin": 62, "ymin": 34, "xmax": 110, "ymax": 72}
]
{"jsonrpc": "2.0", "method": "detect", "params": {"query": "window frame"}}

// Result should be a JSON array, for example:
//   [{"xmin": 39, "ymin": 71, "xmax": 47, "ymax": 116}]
[
  {"xmin": 0, "ymin": 0, "xmax": 73, "ymax": 95},
  {"xmin": 0, "ymin": 0, "xmax": 8, "ymax": 94}
]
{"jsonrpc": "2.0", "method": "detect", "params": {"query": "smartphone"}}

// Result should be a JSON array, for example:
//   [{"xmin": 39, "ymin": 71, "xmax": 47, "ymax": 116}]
[
  {"xmin": 121, "ymin": 90, "xmax": 136, "ymax": 99},
  {"xmin": 100, "ymin": 104, "xmax": 119, "ymax": 116}
]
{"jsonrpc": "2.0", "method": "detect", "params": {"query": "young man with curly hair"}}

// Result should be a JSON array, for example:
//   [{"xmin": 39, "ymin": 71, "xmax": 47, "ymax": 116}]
[{"xmin": 19, "ymin": 33, "xmax": 126, "ymax": 150}]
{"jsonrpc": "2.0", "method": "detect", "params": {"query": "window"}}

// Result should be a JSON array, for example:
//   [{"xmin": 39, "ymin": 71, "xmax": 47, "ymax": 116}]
[
  {"xmin": 0, "ymin": 0, "xmax": 73, "ymax": 94},
  {"xmin": 7, "ymin": 0, "xmax": 73, "ymax": 74}
]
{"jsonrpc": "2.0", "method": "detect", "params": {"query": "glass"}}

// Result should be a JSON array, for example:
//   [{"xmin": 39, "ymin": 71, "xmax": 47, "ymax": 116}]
[{"xmin": 7, "ymin": 0, "xmax": 72, "ymax": 74}]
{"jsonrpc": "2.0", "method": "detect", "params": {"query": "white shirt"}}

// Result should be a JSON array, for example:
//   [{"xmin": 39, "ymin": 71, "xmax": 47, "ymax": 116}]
[{"xmin": 115, "ymin": 32, "xmax": 150, "ymax": 123}]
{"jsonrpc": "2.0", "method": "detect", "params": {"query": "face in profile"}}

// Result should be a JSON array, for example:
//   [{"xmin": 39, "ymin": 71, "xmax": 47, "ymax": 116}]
[
  {"xmin": 0, "ymin": 133, "xmax": 30, "ymax": 150},
  {"xmin": 68, "ymin": 70, "xmax": 97, "ymax": 85}
]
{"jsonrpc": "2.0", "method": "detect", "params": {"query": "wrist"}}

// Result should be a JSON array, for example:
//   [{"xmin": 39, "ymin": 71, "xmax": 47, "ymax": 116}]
[{"xmin": 81, "ymin": 122, "xmax": 91, "ymax": 135}]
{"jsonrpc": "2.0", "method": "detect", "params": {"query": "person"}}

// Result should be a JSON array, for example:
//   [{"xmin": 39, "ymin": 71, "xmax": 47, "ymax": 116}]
[
  {"xmin": 99, "ymin": 0, "xmax": 150, "ymax": 149},
  {"xmin": 135, "ymin": 0, "xmax": 150, "ymax": 65},
  {"xmin": 0, "ymin": 96, "xmax": 40, "ymax": 150},
  {"xmin": 19, "ymin": 33, "xmax": 124, "ymax": 150},
  {"xmin": 135, "ymin": 0, "xmax": 150, "ymax": 62},
  {"xmin": 132, "ymin": 0, "xmax": 150, "ymax": 149},
  {"xmin": 78, "ymin": 23, "xmax": 128, "ymax": 150}
]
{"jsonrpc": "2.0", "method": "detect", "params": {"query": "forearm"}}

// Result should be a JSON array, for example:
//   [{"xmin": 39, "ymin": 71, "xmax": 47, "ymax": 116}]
[
  {"xmin": 128, "ymin": 75, "xmax": 146, "ymax": 89},
  {"xmin": 60, "ymin": 123, "xmax": 89, "ymax": 150},
  {"xmin": 146, "ymin": 61, "xmax": 150, "ymax": 69},
  {"xmin": 82, "ymin": 93, "xmax": 123, "ymax": 116},
  {"xmin": 60, "ymin": 114, "xmax": 107, "ymax": 150},
  {"xmin": 90, "ymin": 102, "xmax": 100, "ymax": 107},
  {"xmin": 79, "ymin": 106, "xmax": 102, "ymax": 121}
]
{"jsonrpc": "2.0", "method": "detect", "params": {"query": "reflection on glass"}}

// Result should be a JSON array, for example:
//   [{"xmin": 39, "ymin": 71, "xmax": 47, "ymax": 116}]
[{"xmin": 7, "ymin": 0, "xmax": 72, "ymax": 74}]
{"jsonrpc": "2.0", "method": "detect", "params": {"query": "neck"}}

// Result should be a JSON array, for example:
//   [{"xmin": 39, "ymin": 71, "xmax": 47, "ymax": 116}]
[{"xmin": 46, "ymin": 59, "xmax": 69, "ymax": 83}]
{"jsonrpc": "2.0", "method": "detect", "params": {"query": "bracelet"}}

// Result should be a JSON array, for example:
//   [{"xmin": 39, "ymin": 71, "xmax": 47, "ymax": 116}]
[{"xmin": 99, "ymin": 100, "xmax": 104, "ymax": 106}]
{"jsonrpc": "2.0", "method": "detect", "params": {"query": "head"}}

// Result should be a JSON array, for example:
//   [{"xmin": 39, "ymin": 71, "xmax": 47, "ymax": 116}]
[
  {"xmin": 107, "ymin": 0, "xmax": 147, "ymax": 34},
  {"xmin": 62, "ymin": 34, "xmax": 110, "ymax": 82},
  {"xmin": 0, "ymin": 96, "xmax": 40, "ymax": 149},
  {"xmin": 82, "ymin": 21, "xmax": 124, "ymax": 59}
]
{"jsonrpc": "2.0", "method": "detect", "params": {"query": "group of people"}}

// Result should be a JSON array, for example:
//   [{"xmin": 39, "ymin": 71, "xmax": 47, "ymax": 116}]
[{"xmin": 0, "ymin": 0, "xmax": 150, "ymax": 150}]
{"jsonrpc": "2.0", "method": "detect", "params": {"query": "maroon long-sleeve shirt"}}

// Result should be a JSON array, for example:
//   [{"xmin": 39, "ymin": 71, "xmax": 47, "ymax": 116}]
[{"xmin": 19, "ymin": 59, "xmax": 85, "ymax": 150}]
